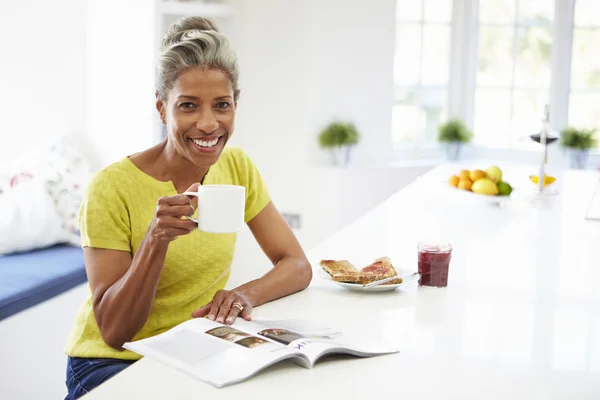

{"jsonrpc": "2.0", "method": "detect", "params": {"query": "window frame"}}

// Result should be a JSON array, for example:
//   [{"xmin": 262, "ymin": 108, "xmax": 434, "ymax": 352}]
[{"xmin": 393, "ymin": 0, "xmax": 454, "ymax": 149}]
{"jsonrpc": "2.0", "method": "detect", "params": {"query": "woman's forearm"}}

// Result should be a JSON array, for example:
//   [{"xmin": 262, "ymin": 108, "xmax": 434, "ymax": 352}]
[
  {"xmin": 95, "ymin": 234, "xmax": 169, "ymax": 349},
  {"xmin": 236, "ymin": 256, "xmax": 312, "ymax": 307}
]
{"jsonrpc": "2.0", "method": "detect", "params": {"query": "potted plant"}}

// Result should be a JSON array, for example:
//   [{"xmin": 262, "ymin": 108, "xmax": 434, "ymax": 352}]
[
  {"xmin": 559, "ymin": 126, "xmax": 597, "ymax": 169},
  {"xmin": 437, "ymin": 118, "xmax": 472, "ymax": 161},
  {"xmin": 318, "ymin": 121, "xmax": 360, "ymax": 166}
]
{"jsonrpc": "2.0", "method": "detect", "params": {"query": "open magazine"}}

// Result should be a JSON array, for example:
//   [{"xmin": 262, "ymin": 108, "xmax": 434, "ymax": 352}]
[{"xmin": 124, "ymin": 317, "xmax": 398, "ymax": 388}]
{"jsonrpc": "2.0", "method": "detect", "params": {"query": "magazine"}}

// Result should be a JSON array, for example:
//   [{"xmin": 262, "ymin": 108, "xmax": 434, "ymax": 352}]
[{"xmin": 123, "ymin": 317, "xmax": 398, "ymax": 388}]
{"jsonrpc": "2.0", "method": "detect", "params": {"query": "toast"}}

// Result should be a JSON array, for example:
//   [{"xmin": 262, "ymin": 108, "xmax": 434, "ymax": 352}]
[
  {"xmin": 319, "ymin": 259, "xmax": 360, "ymax": 283},
  {"xmin": 319, "ymin": 259, "xmax": 357, "ymax": 275},
  {"xmin": 320, "ymin": 257, "xmax": 402, "ymax": 285}
]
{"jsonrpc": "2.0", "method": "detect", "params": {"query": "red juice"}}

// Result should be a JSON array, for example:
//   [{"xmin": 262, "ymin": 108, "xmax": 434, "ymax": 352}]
[{"xmin": 418, "ymin": 243, "xmax": 452, "ymax": 287}]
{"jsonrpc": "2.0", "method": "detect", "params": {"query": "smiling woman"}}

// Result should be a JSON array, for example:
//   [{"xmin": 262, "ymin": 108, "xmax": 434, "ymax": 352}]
[{"xmin": 62, "ymin": 16, "xmax": 312, "ymax": 400}]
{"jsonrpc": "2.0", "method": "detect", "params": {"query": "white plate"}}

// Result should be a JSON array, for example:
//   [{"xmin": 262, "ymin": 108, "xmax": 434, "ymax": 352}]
[{"xmin": 320, "ymin": 269, "xmax": 420, "ymax": 292}]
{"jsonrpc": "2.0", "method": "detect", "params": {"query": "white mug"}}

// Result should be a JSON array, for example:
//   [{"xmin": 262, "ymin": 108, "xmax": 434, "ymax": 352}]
[{"xmin": 183, "ymin": 185, "xmax": 246, "ymax": 233}]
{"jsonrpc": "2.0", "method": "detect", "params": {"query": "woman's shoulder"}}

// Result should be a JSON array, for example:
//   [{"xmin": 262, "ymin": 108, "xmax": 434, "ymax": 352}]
[
  {"xmin": 85, "ymin": 158, "xmax": 136, "ymax": 193},
  {"xmin": 220, "ymin": 145, "xmax": 249, "ymax": 161},
  {"xmin": 219, "ymin": 146, "xmax": 258, "ymax": 170}
]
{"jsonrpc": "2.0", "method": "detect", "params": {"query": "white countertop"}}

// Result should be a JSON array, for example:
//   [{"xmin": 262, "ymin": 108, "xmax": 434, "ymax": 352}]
[{"xmin": 83, "ymin": 164, "xmax": 600, "ymax": 399}]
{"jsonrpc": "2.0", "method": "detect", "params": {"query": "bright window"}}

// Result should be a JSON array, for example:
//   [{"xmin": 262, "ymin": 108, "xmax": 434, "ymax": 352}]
[
  {"xmin": 392, "ymin": 0, "xmax": 453, "ymax": 145},
  {"xmin": 568, "ymin": 0, "xmax": 600, "ymax": 145},
  {"xmin": 392, "ymin": 0, "xmax": 600, "ymax": 153},
  {"xmin": 473, "ymin": 0, "xmax": 554, "ymax": 149}
]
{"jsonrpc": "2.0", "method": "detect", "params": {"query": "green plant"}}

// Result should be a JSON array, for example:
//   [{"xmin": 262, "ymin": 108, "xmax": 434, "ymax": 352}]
[
  {"xmin": 318, "ymin": 121, "xmax": 360, "ymax": 148},
  {"xmin": 560, "ymin": 127, "xmax": 597, "ymax": 150},
  {"xmin": 437, "ymin": 119, "xmax": 473, "ymax": 143}
]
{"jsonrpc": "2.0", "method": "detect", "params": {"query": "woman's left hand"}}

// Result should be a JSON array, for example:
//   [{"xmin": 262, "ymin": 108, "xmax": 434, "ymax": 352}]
[{"xmin": 191, "ymin": 289, "xmax": 253, "ymax": 324}]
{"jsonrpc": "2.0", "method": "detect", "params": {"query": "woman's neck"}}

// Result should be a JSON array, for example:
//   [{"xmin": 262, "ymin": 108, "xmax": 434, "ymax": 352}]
[{"xmin": 131, "ymin": 139, "xmax": 210, "ymax": 192}]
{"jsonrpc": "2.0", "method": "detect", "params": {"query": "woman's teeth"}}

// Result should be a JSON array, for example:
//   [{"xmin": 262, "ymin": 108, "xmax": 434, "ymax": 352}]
[{"xmin": 191, "ymin": 137, "xmax": 219, "ymax": 148}]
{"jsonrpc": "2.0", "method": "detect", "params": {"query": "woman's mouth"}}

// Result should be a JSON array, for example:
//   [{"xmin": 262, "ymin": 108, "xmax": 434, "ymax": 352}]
[{"xmin": 188, "ymin": 136, "xmax": 223, "ymax": 153}]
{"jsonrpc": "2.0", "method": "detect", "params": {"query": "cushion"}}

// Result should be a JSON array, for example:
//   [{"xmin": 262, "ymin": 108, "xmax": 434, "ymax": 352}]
[
  {"xmin": 0, "ymin": 178, "xmax": 69, "ymax": 255},
  {"xmin": 44, "ymin": 135, "xmax": 92, "ymax": 244},
  {"xmin": 0, "ymin": 135, "xmax": 91, "ymax": 250},
  {"xmin": 0, "ymin": 245, "xmax": 86, "ymax": 320}
]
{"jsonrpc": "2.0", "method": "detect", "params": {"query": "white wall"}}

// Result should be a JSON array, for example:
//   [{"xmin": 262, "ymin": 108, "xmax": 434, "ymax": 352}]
[
  {"xmin": 0, "ymin": 0, "xmax": 87, "ymax": 161},
  {"xmin": 230, "ymin": 0, "xmax": 398, "ymax": 249},
  {"xmin": 305, "ymin": 0, "xmax": 396, "ymax": 167},
  {"xmin": 85, "ymin": 0, "xmax": 156, "ymax": 168}
]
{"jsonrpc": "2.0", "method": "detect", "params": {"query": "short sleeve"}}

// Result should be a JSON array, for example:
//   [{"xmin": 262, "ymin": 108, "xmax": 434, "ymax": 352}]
[
  {"xmin": 229, "ymin": 148, "xmax": 271, "ymax": 223},
  {"xmin": 79, "ymin": 171, "xmax": 132, "ymax": 252}
]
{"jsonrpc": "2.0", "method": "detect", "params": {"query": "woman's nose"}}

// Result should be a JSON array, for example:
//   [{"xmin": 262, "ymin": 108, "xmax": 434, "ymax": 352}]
[{"xmin": 196, "ymin": 112, "xmax": 219, "ymax": 133}]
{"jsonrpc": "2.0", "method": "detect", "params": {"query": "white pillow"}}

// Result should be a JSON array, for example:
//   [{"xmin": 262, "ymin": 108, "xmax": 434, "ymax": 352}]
[
  {"xmin": 0, "ymin": 134, "xmax": 92, "ymax": 247},
  {"xmin": 0, "ymin": 178, "xmax": 69, "ymax": 255},
  {"xmin": 43, "ymin": 136, "xmax": 92, "ymax": 245}
]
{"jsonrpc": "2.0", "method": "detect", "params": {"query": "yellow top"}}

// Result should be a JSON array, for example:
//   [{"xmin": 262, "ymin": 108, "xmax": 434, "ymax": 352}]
[{"xmin": 64, "ymin": 147, "xmax": 270, "ymax": 360}]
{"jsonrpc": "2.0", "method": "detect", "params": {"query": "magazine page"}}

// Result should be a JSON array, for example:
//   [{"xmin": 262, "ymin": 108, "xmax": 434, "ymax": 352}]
[
  {"xmin": 123, "ymin": 318, "xmax": 306, "ymax": 388},
  {"xmin": 299, "ymin": 333, "xmax": 400, "ymax": 366},
  {"xmin": 233, "ymin": 318, "xmax": 399, "ymax": 366}
]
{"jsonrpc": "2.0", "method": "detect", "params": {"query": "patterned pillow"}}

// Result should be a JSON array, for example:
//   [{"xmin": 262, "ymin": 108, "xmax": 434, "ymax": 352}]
[
  {"xmin": 42, "ymin": 136, "xmax": 92, "ymax": 245},
  {"xmin": 0, "ymin": 135, "xmax": 92, "ymax": 246}
]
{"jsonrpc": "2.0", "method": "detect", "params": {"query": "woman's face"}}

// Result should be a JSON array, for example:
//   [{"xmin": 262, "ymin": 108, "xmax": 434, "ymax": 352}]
[{"xmin": 157, "ymin": 67, "xmax": 236, "ymax": 168}]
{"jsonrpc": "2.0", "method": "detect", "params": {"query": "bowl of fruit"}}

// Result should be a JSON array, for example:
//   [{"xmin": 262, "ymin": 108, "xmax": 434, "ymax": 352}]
[{"xmin": 447, "ymin": 166, "xmax": 514, "ymax": 205}]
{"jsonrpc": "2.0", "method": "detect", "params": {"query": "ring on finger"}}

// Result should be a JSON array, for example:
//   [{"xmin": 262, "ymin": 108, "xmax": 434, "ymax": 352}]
[{"xmin": 232, "ymin": 302, "xmax": 244, "ymax": 312}]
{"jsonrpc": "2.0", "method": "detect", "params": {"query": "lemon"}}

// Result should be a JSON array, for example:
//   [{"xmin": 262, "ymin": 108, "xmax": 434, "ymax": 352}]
[
  {"xmin": 529, "ymin": 175, "xmax": 556, "ymax": 186},
  {"xmin": 486, "ymin": 166, "xmax": 503, "ymax": 183},
  {"xmin": 497, "ymin": 181, "xmax": 513, "ymax": 196},
  {"xmin": 458, "ymin": 179, "xmax": 472, "ymax": 191},
  {"xmin": 471, "ymin": 178, "xmax": 499, "ymax": 195},
  {"xmin": 448, "ymin": 175, "xmax": 460, "ymax": 187},
  {"xmin": 470, "ymin": 169, "xmax": 486, "ymax": 182}
]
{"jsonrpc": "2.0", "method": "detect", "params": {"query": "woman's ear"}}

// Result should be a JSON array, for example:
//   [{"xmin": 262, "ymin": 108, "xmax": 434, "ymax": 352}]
[{"xmin": 155, "ymin": 91, "xmax": 166, "ymax": 124}]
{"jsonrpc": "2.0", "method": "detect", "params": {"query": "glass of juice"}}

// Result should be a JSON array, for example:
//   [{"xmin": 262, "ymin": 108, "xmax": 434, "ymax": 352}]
[{"xmin": 417, "ymin": 242, "xmax": 452, "ymax": 287}]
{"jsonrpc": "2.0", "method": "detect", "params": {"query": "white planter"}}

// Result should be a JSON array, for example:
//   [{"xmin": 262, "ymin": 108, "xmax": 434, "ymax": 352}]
[
  {"xmin": 444, "ymin": 142, "xmax": 463, "ymax": 161},
  {"xmin": 569, "ymin": 149, "xmax": 589, "ymax": 169},
  {"xmin": 328, "ymin": 145, "xmax": 352, "ymax": 167}
]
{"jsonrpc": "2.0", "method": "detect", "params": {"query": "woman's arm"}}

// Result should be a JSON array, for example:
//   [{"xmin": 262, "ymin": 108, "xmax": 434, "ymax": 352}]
[
  {"xmin": 192, "ymin": 201, "xmax": 312, "ymax": 323},
  {"xmin": 86, "ymin": 191, "xmax": 198, "ymax": 350},
  {"xmin": 240, "ymin": 201, "xmax": 312, "ymax": 306}
]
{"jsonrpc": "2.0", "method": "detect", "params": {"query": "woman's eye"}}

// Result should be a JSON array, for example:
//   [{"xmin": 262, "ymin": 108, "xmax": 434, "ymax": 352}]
[
  {"xmin": 179, "ymin": 102, "xmax": 196, "ymax": 109},
  {"xmin": 216, "ymin": 102, "xmax": 230, "ymax": 110}
]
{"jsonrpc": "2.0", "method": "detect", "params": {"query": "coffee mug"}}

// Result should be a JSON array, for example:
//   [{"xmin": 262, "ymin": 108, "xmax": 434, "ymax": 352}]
[{"xmin": 183, "ymin": 185, "xmax": 246, "ymax": 233}]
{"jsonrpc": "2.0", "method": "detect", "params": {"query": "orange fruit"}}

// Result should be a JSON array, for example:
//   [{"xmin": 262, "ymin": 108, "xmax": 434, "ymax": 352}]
[
  {"xmin": 459, "ymin": 170, "xmax": 471, "ymax": 181},
  {"xmin": 458, "ymin": 178, "xmax": 472, "ymax": 191},
  {"xmin": 470, "ymin": 169, "xmax": 486, "ymax": 182},
  {"xmin": 448, "ymin": 175, "xmax": 460, "ymax": 187}
]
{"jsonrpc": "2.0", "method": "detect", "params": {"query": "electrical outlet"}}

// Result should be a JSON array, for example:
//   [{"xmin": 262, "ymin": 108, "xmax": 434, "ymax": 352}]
[{"xmin": 282, "ymin": 213, "xmax": 301, "ymax": 229}]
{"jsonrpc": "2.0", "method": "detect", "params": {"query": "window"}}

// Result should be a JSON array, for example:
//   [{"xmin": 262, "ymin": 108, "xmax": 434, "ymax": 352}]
[
  {"xmin": 392, "ymin": 0, "xmax": 600, "ymax": 153},
  {"xmin": 392, "ymin": 0, "xmax": 453, "ymax": 145},
  {"xmin": 569, "ymin": 0, "xmax": 600, "ymax": 144},
  {"xmin": 473, "ymin": 0, "xmax": 554, "ymax": 149}
]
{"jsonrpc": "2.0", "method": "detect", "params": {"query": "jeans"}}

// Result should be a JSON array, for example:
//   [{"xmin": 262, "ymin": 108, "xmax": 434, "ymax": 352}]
[{"xmin": 65, "ymin": 356, "xmax": 136, "ymax": 399}]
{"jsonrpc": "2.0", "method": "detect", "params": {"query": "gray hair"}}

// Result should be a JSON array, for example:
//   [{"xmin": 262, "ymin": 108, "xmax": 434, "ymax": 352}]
[{"xmin": 156, "ymin": 16, "xmax": 240, "ymax": 102}]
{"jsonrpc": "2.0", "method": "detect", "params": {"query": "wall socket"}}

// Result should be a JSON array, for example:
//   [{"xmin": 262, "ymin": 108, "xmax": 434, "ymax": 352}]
[{"xmin": 281, "ymin": 213, "xmax": 301, "ymax": 230}]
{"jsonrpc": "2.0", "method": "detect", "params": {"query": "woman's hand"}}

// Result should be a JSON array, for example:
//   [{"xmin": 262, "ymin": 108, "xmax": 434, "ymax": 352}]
[
  {"xmin": 149, "ymin": 183, "xmax": 200, "ymax": 242},
  {"xmin": 191, "ymin": 289, "xmax": 253, "ymax": 325}
]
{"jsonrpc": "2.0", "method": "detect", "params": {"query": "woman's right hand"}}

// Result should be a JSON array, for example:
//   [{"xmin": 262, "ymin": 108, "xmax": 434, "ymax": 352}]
[{"xmin": 149, "ymin": 183, "xmax": 200, "ymax": 242}]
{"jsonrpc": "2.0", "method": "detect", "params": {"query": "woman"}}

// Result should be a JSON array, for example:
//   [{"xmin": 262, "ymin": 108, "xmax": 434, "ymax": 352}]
[{"xmin": 64, "ymin": 16, "xmax": 312, "ymax": 399}]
